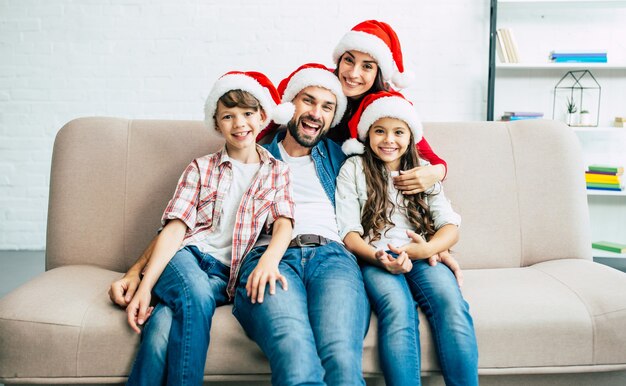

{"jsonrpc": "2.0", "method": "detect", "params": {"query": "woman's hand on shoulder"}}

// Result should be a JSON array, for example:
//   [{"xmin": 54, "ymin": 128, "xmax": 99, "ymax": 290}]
[{"xmin": 393, "ymin": 164, "xmax": 445, "ymax": 195}]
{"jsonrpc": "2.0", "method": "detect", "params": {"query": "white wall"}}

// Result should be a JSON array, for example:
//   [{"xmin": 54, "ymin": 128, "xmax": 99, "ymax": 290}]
[{"xmin": 0, "ymin": 0, "xmax": 491, "ymax": 249}]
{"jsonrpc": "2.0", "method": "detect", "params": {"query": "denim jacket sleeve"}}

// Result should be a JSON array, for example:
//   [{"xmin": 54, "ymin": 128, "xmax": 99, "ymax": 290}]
[{"xmin": 335, "ymin": 156, "xmax": 367, "ymax": 241}]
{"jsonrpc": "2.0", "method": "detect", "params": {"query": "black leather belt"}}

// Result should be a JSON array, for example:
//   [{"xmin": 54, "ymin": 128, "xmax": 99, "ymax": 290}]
[{"xmin": 288, "ymin": 234, "xmax": 330, "ymax": 248}]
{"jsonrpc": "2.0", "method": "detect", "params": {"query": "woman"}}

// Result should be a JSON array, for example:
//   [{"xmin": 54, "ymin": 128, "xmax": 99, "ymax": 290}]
[{"xmin": 330, "ymin": 19, "xmax": 446, "ymax": 195}]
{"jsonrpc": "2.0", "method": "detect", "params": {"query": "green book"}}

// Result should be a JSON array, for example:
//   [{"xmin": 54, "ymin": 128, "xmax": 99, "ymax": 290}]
[
  {"xmin": 586, "ymin": 182, "xmax": 622, "ymax": 189},
  {"xmin": 592, "ymin": 241, "xmax": 626, "ymax": 254},
  {"xmin": 588, "ymin": 165, "xmax": 624, "ymax": 174}
]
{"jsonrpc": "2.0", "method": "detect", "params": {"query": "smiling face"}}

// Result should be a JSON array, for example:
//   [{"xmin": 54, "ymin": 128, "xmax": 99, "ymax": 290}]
[
  {"xmin": 367, "ymin": 117, "xmax": 412, "ymax": 171},
  {"xmin": 338, "ymin": 50, "xmax": 379, "ymax": 99},
  {"xmin": 285, "ymin": 86, "xmax": 337, "ymax": 150},
  {"xmin": 214, "ymin": 101, "xmax": 266, "ymax": 155}
]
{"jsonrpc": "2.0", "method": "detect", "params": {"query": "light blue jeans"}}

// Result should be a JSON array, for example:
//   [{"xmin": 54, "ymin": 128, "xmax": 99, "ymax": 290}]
[
  {"xmin": 407, "ymin": 259, "xmax": 479, "ymax": 386},
  {"xmin": 363, "ymin": 258, "xmax": 479, "ymax": 386},
  {"xmin": 233, "ymin": 242, "xmax": 370, "ymax": 386},
  {"xmin": 361, "ymin": 264, "xmax": 420, "ymax": 386},
  {"xmin": 127, "ymin": 245, "xmax": 230, "ymax": 386}
]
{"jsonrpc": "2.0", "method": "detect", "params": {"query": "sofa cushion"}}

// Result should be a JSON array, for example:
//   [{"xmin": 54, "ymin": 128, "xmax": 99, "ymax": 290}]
[{"xmin": 3, "ymin": 260, "xmax": 626, "ymax": 383}]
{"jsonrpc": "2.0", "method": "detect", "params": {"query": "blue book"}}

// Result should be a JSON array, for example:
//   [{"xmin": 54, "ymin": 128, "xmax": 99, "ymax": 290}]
[
  {"xmin": 553, "ymin": 57, "xmax": 607, "ymax": 63},
  {"xmin": 587, "ymin": 186, "xmax": 623, "ymax": 191},
  {"xmin": 551, "ymin": 53, "xmax": 607, "ymax": 58}
]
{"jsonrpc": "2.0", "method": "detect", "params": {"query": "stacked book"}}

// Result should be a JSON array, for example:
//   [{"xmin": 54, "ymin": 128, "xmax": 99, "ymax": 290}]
[
  {"xmin": 496, "ymin": 28, "xmax": 519, "ymax": 63},
  {"xmin": 500, "ymin": 111, "xmax": 543, "ymax": 121},
  {"xmin": 592, "ymin": 241, "xmax": 626, "ymax": 254},
  {"xmin": 585, "ymin": 165, "xmax": 624, "ymax": 192},
  {"xmin": 550, "ymin": 50, "xmax": 607, "ymax": 63}
]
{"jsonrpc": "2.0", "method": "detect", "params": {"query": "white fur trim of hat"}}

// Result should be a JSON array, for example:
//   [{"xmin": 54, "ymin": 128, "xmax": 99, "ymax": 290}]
[
  {"xmin": 204, "ymin": 73, "xmax": 291, "ymax": 135},
  {"xmin": 356, "ymin": 95, "xmax": 423, "ymax": 143},
  {"xmin": 280, "ymin": 67, "xmax": 347, "ymax": 128}
]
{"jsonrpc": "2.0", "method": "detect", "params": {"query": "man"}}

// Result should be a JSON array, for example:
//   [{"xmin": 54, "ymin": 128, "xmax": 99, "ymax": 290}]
[{"xmin": 230, "ymin": 63, "xmax": 369, "ymax": 386}]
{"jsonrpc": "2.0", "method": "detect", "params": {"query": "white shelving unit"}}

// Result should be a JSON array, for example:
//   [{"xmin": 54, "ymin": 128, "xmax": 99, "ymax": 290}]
[{"xmin": 488, "ymin": 1, "xmax": 626, "ymax": 267}]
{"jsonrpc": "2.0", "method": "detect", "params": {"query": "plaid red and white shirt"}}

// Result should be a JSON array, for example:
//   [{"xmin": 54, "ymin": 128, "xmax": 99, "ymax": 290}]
[{"xmin": 161, "ymin": 144, "xmax": 294, "ymax": 297}]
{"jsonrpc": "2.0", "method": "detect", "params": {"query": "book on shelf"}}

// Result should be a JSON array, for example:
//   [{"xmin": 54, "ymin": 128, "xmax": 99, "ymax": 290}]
[
  {"xmin": 585, "ymin": 174, "xmax": 622, "ymax": 184},
  {"xmin": 588, "ymin": 165, "xmax": 624, "ymax": 175},
  {"xmin": 496, "ymin": 30, "xmax": 509, "ymax": 63},
  {"xmin": 496, "ymin": 28, "xmax": 519, "ymax": 63},
  {"xmin": 550, "ymin": 50, "xmax": 608, "ymax": 63},
  {"xmin": 592, "ymin": 241, "xmax": 626, "ymax": 254},
  {"xmin": 586, "ymin": 182, "xmax": 623, "ymax": 190},
  {"xmin": 500, "ymin": 111, "xmax": 543, "ymax": 121}
]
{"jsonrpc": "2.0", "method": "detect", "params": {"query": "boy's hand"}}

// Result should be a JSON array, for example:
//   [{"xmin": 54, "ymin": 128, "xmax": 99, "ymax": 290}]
[
  {"xmin": 375, "ymin": 249, "xmax": 412, "ymax": 274},
  {"xmin": 246, "ymin": 259, "xmax": 288, "ymax": 304},
  {"xmin": 108, "ymin": 272, "xmax": 141, "ymax": 307},
  {"xmin": 126, "ymin": 288, "xmax": 153, "ymax": 334}
]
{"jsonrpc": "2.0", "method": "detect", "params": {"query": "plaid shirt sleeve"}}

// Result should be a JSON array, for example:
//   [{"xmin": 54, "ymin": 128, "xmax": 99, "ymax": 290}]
[
  {"xmin": 161, "ymin": 160, "xmax": 201, "ymax": 230},
  {"xmin": 265, "ymin": 161, "xmax": 295, "ymax": 231}
]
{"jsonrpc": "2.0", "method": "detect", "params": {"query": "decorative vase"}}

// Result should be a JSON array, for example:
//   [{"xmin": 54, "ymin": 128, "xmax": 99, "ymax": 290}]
[
  {"xmin": 580, "ymin": 112, "xmax": 591, "ymax": 126},
  {"xmin": 566, "ymin": 113, "xmax": 577, "ymax": 126}
]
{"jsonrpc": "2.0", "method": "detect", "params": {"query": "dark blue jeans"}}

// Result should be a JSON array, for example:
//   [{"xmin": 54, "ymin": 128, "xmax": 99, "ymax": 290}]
[
  {"xmin": 233, "ymin": 242, "xmax": 370, "ymax": 386},
  {"xmin": 127, "ymin": 246, "xmax": 230, "ymax": 386}
]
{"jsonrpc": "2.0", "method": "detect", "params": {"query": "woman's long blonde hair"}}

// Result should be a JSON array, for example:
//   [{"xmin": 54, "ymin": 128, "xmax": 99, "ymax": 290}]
[{"xmin": 360, "ymin": 128, "xmax": 436, "ymax": 243}]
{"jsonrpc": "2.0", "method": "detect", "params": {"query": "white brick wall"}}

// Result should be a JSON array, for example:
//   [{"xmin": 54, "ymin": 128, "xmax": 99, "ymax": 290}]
[{"xmin": 0, "ymin": 0, "xmax": 490, "ymax": 249}]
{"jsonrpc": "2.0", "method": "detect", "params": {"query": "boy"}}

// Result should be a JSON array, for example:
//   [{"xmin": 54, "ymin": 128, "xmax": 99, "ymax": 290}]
[{"xmin": 125, "ymin": 71, "xmax": 295, "ymax": 386}]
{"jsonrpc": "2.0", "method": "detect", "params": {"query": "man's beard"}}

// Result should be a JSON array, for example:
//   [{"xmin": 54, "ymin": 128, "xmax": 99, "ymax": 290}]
[{"xmin": 287, "ymin": 114, "xmax": 326, "ymax": 148}]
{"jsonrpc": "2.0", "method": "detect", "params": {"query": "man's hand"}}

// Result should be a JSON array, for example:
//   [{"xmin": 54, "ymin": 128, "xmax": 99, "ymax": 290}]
[
  {"xmin": 246, "ymin": 259, "xmax": 288, "ymax": 304},
  {"xmin": 428, "ymin": 250, "xmax": 464, "ymax": 287},
  {"xmin": 375, "ymin": 249, "xmax": 412, "ymax": 274},
  {"xmin": 126, "ymin": 287, "xmax": 154, "ymax": 334},
  {"xmin": 108, "ymin": 272, "xmax": 141, "ymax": 307},
  {"xmin": 393, "ymin": 164, "xmax": 444, "ymax": 195}
]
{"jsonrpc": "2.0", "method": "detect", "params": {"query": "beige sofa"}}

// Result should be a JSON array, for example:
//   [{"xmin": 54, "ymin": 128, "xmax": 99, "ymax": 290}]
[{"xmin": 1, "ymin": 117, "xmax": 626, "ymax": 386}]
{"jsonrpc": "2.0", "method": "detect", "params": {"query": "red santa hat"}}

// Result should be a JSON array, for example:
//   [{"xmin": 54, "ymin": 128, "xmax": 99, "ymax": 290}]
[
  {"xmin": 256, "ymin": 63, "xmax": 347, "ymax": 142},
  {"xmin": 342, "ymin": 90, "xmax": 423, "ymax": 156},
  {"xmin": 332, "ymin": 19, "xmax": 415, "ymax": 89},
  {"xmin": 204, "ymin": 71, "xmax": 294, "ymax": 135},
  {"xmin": 278, "ymin": 63, "xmax": 347, "ymax": 128}
]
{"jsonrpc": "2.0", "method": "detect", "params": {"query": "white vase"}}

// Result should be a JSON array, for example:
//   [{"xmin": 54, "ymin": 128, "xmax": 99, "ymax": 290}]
[
  {"xmin": 566, "ymin": 113, "xmax": 577, "ymax": 126},
  {"xmin": 580, "ymin": 113, "xmax": 591, "ymax": 126}
]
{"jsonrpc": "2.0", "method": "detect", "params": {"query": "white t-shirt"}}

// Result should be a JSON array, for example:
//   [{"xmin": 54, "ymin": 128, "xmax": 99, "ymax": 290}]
[
  {"xmin": 370, "ymin": 171, "xmax": 419, "ymax": 250},
  {"xmin": 256, "ymin": 142, "xmax": 342, "ymax": 246},
  {"xmin": 195, "ymin": 158, "xmax": 261, "ymax": 266}
]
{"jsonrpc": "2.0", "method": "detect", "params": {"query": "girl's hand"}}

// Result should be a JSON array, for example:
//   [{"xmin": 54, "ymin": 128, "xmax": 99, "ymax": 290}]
[
  {"xmin": 389, "ymin": 230, "xmax": 433, "ymax": 260},
  {"xmin": 375, "ymin": 249, "xmax": 413, "ymax": 274},
  {"xmin": 126, "ymin": 288, "xmax": 153, "ymax": 334},
  {"xmin": 246, "ymin": 259, "xmax": 288, "ymax": 304},
  {"xmin": 393, "ymin": 164, "xmax": 444, "ymax": 195}
]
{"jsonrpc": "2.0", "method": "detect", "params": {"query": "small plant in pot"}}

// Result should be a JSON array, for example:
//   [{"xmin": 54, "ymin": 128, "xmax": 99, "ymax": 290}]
[
  {"xmin": 566, "ymin": 97, "xmax": 577, "ymax": 126},
  {"xmin": 579, "ymin": 109, "xmax": 591, "ymax": 126}
]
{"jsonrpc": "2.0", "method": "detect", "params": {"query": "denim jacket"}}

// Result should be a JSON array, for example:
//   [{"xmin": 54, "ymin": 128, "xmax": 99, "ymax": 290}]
[{"xmin": 264, "ymin": 130, "xmax": 347, "ymax": 208}]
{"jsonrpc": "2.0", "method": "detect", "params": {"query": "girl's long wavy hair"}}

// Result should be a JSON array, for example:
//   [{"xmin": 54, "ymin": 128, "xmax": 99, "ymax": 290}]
[
  {"xmin": 329, "ymin": 52, "xmax": 390, "ymax": 144},
  {"xmin": 361, "ymin": 129, "xmax": 436, "ymax": 243}
]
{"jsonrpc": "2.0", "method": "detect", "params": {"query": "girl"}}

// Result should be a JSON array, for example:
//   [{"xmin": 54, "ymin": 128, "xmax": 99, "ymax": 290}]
[{"xmin": 335, "ymin": 90, "xmax": 478, "ymax": 386}]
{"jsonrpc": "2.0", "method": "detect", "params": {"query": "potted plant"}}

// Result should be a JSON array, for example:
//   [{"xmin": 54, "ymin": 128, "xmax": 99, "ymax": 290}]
[
  {"xmin": 566, "ymin": 97, "xmax": 577, "ymax": 126},
  {"xmin": 579, "ymin": 109, "xmax": 591, "ymax": 126}
]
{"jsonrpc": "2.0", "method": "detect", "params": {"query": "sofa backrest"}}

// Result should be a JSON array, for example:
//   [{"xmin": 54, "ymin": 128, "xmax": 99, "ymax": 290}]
[{"xmin": 46, "ymin": 117, "xmax": 592, "ymax": 272}]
